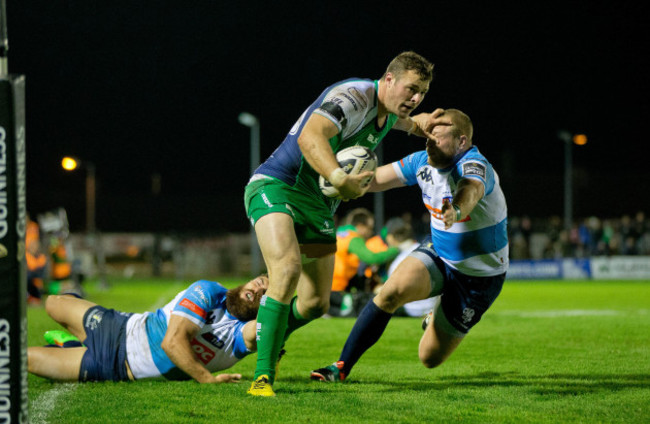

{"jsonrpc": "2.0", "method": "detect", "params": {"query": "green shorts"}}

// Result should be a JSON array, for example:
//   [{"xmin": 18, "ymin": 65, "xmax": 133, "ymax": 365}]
[{"xmin": 244, "ymin": 176, "xmax": 337, "ymax": 245}]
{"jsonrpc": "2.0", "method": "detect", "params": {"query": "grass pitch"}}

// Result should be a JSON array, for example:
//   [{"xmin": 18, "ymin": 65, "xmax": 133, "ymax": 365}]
[{"xmin": 28, "ymin": 278, "xmax": 650, "ymax": 423}]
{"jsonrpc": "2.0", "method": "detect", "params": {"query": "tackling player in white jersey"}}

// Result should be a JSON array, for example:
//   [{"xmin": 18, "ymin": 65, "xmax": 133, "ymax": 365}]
[
  {"xmin": 311, "ymin": 109, "xmax": 509, "ymax": 382},
  {"xmin": 28, "ymin": 275, "xmax": 268, "ymax": 383}
]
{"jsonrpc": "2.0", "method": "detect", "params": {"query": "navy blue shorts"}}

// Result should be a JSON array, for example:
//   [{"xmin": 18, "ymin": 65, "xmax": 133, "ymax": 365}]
[
  {"xmin": 79, "ymin": 306, "xmax": 133, "ymax": 382},
  {"xmin": 410, "ymin": 240, "xmax": 506, "ymax": 338}
]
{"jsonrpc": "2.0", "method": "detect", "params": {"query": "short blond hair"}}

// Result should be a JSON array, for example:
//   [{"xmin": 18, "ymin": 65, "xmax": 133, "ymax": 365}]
[{"xmin": 443, "ymin": 108, "xmax": 473, "ymax": 143}]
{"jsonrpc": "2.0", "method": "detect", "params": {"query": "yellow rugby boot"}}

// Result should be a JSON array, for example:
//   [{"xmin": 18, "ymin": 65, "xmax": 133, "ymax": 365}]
[{"xmin": 247, "ymin": 375, "xmax": 275, "ymax": 397}]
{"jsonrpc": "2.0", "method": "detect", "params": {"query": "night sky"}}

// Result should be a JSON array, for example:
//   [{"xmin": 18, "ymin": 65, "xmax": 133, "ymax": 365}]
[{"xmin": 5, "ymin": 1, "xmax": 649, "ymax": 233}]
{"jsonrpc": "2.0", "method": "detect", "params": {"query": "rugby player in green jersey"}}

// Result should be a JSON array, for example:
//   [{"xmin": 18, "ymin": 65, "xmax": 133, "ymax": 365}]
[{"xmin": 244, "ymin": 51, "xmax": 450, "ymax": 396}]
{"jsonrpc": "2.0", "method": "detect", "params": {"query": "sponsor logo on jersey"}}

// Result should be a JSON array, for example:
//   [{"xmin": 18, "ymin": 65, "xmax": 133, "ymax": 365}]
[
  {"xmin": 202, "ymin": 332, "xmax": 225, "ymax": 350},
  {"xmin": 191, "ymin": 339, "xmax": 215, "ymax": 364},
  {"xmin": 193, "ymin": 285, "xmax": 208, "ymax": 304},
  {"xmin": 180, "ymin": 298, "xmax": 207, "ymax": 319},
  {"xmin": 417, "ymin": 167, "xmax": 433, "ymax": 183},
  {"xmin": 339, "ymin": 92, "xmax": 359, "ymax": 111},
  {"xmin": 205, "ymin": 310, "xmax": 219, "ymax": 325},
  {"xmin": 347, "ymin": 87, "xmax": 368, "ymax": 109},
  {"xmin": 462, "ymin": 162, "xmax": 486, "ymax": 178},
  {"xmin": 366, "ymin": 134, "xmax": 378, "ymax": 144}
]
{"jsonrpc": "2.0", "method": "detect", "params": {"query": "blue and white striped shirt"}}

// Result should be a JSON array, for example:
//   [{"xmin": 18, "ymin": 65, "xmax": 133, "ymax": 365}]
[{"xmin": 393, "ymin": 146, "xmax": 509, "ymax": 276}]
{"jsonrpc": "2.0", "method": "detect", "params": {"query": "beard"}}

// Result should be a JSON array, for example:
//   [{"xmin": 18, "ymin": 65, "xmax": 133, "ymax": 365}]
[
  {"xmin": 426, "ymin": 147, "xmax": 456, "ymax": 169},
  {"xmin": 225, "ymin": 285, "xmax": 262, "ymax": 322}
]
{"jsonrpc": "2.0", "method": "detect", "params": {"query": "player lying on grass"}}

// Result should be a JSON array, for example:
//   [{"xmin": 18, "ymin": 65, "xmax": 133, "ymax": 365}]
[
  {"xmin": 311, "ymin": 109, "xmax": 509, "ymax": 382},
  {"xmin": 28, "ymin": 275, "xmax": 269, "ymax": 383}
]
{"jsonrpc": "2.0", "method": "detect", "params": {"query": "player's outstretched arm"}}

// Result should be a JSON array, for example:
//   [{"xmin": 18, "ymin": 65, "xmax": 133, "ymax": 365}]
[
  {"xmin": 395, "ymin": 108, "xmax": 452, "ymax": 137},
  {"xmin": 368, "ymin": 164, "xmax": 405, "ymax": 193},
  {"xmin": 161, "ymin": 315, "xmax": 242, "ymax": 384}
]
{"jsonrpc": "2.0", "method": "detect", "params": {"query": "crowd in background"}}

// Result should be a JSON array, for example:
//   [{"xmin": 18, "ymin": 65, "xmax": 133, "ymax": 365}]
[
  {"xmin": 507, "ymin": 211, "xmax": 650, "ymax": 260},
  {"xmin": 388, "ymin": 210, "xmax": 650, "ymax": 261}
]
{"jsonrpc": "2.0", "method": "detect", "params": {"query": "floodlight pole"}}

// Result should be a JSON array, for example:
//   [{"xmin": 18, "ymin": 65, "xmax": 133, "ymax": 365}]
[
  {"xmin": 238, "ymin": 112, "xmax": 262, "ymax": 276},
  {"xmin": 63, "ymin": 157, "xmax": 107, "ymax": 287}
]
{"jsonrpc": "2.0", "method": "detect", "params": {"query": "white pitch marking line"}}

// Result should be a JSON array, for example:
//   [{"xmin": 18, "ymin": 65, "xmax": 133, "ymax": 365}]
[
  {"xmin": 497, "ymin": 309, "xmax": 622, "ymax": 318},
  {"xmin": 30, "ymin": 383, "xmax": 77, "ymax": 424},
  {"xmin": 148, "ymin": 282, "xmax": 183, "ymax": 310}
]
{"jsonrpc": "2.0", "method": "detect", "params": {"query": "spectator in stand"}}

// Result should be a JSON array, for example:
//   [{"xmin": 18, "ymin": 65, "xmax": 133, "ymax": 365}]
[
  {"xmin": 363, "ymin": 227, "xmax": 392, "ymax": 287},
  {"xmin": 635, "ymin": 213, "xmax": 650, "ymax": 255},
  {"xmin": 26, "ymin": 214, "xmax": 48, "ymax": 306},
  {"xmin": 509, "ymin": 216, "xmax": 530, "ymax": 260},
  {"xmin": 329, "ymin": 208, "xmax": 400, "ymax": 317}
]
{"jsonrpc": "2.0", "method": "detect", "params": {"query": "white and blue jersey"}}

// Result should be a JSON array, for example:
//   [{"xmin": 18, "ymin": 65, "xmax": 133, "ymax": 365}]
[
  {"xmin": 393, "ymin": 147, "xmax": 509, "ymax": 276},
  {"xmin": 125, "ymin": 280, "xmax": 250, "ymax": 380}
]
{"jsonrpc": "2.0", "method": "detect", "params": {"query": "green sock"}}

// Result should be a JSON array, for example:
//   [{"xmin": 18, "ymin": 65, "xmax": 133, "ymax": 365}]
[
  {"xmin": 284, "ymin": 296, "xmax": 312, "ymax": 342},
  {"xmin": 254, "ymin": 296, "xmax": 290, "ymax": 384}
]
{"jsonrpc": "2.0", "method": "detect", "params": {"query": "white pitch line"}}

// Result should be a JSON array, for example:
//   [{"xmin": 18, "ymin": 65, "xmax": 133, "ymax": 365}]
[
  {"xmin": 148, "ymin": 281, "xmax": 183, "ymax": 310},
  {"xmin": 496, "ymin": 309, "xmax": 622, "ymax": 318},
  {"xmin": 30, "ymin": 383, "xmax": 77, "ymax": 424}
]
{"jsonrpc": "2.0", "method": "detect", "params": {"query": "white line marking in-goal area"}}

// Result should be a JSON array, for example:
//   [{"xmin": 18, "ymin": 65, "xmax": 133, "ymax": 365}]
[
  {"xmin": 496, "ymin": 309, "xmax": 627, "ymax": 318},
  {"xmin": 30, "ymin": 281, "xmax": 183, "ymax": 422},
  {"xmin": 149, "ymin": 281, "xmax": 184, "ymax": 310},
  {"xmin": 30, "ymin": 383, "xmax": 78, "ymax": 424}
]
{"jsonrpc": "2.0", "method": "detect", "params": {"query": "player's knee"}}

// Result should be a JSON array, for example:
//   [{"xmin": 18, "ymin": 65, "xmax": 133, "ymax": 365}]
[
  {"xmin": 269, "ymin": 260, "xmax": 302, "ymax": 286},
  {"xmin": 299, "ymin": 296, "xmax": 329, "ymax": 319},
  {"xmin": 44, "ymin": 295, "xmax": 64, "ymax": 317},
  {"xmin": 375, "ymin": 289, "xmax": 406, "ymax": 313},
  {"xmin": 419, "ymin": 351, "xmax": 445, "ymax": 369}
]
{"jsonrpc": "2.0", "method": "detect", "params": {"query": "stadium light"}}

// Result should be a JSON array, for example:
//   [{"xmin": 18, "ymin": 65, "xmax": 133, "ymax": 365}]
[
  {"xmin": 238, "ymin": 112, "xmax": 262, "ymax": 276},
  {"xmin": 558, "ymin": 130, "xmax": 587, "ymax": 231},
  {"xmin": 61, "ymin": 156, "xmax": 78, "ymax": 171},
  {"xmin": 61, "ymin": 156, "xmax": 96, "ymax": 234}
]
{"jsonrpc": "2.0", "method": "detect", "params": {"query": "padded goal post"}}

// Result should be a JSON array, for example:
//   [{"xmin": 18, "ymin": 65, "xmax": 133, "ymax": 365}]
[
  {"xmin": 1, "ymin": 0, "xmax": 29, "ymax": 420},
  {"xmin": 0, "ymin": 74, "xmax": 28, "ymax": 424}
]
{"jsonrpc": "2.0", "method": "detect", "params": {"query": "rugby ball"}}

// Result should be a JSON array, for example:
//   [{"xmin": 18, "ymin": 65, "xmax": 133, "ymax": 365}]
[{"xmin": 319, "ymin": 146, "xmax": 378, "ymax": 198}]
